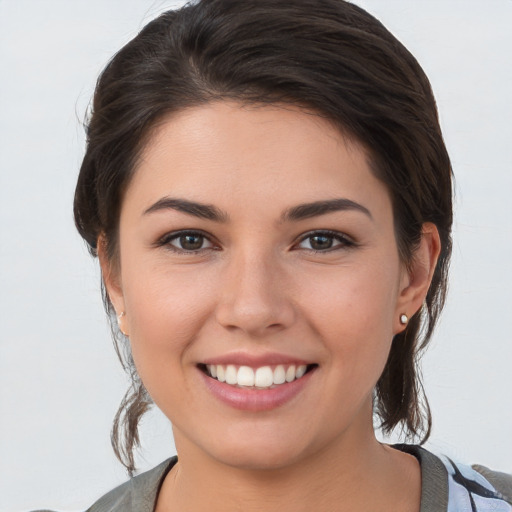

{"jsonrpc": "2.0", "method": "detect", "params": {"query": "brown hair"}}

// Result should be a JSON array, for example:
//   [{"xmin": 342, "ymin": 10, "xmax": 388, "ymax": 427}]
[{"xmin": 74, "ymin": 0, "xmax": 452, "ymax": 474}]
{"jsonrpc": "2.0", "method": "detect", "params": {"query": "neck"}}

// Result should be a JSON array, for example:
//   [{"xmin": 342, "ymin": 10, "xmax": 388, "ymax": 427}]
[{"xmin": 156, "ymin": 424, "xmax": 421, "ymax": 512}]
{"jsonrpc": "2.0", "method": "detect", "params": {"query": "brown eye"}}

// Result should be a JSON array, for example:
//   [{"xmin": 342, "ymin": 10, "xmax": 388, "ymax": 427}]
[
  {"xmin": 178, "ymin": 234, "xmax": 205, "ymax": 250},
  {"xmin": 164, "ymin": 231, "xmax": 214, "ymax": 252},
  {"xmin": 308, "ymin": 234, "xmax": 333, "ymax": 250},
  {"xmin": 297, "ymin": 231, "xmax": 354, "ymax": 252}
]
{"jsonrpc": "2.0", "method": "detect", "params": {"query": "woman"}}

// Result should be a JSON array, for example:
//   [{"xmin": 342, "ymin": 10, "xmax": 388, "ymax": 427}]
[{"xmin": 35, "ymin": 0, "xmax": 511, "ymax": 510}]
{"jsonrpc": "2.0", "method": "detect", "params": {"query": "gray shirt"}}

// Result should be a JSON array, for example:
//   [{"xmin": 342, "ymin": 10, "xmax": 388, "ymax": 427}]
[{"xmin": 34, "ymin": 445, "xmax": 512, "ymax": 512}]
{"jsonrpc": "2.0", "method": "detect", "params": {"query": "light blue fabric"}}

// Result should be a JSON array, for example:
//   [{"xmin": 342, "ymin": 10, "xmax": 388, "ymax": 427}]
[{"xmin": 441, "ymin": 456, "xmax": 512, "ymax": 512}]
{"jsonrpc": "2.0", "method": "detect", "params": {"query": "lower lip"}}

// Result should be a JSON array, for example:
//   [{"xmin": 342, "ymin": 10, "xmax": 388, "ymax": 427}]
[{"xmin": 199, "ymin": 367, "xmax": 315, "ymax": 411}]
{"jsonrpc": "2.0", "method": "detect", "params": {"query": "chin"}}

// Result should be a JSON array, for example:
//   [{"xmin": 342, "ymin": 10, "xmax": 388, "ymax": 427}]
[
  {"xmin": 217, "ymin": 446, "xmax": 305, "ymax": 472},
  {"xmin": 200, "ymin": 428, "xmax": 318, "ymax": 472}
]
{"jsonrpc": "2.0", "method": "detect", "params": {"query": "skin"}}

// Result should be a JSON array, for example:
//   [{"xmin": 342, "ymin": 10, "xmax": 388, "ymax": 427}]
[{"xmin": 101, "ymin": 102, "xmax": 440, "ymax": 512}]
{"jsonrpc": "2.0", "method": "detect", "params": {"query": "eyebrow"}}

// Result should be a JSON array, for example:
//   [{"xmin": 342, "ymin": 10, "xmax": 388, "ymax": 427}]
[
  {"xmin": 281, "ymin": 198, "xmax": 372, "ymax": 222},
  {"xmin": 143, "ymin": 196, "xmax": 372, "ymax": 223},
  {"xmin": 143, "ymin": 197, "xmax": 229, "ymax": 222}
]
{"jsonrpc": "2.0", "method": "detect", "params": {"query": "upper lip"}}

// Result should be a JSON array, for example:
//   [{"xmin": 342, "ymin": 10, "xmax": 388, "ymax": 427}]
[{"xmin": 201, "ymin": 352, "xmax": 313, "ymax": 367}]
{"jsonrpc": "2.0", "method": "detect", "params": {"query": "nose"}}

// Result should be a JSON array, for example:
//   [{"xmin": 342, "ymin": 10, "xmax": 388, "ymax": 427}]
[{"xmin": 214, "ymin": 251, "xmax": 296, "ymax": 337}]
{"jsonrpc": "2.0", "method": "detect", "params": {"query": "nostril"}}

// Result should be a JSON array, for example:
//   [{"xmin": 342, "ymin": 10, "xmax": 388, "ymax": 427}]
[{"xmin": 214, "ymin": 279, "xmax": 296, "ymax": 335}]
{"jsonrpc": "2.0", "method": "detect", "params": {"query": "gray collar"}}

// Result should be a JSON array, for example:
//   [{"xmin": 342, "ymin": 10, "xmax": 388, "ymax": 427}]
[
  {"xmin": 394, "ymin": 444, "xmax": 448, "ymax": 512},
  {"xmin": 90, "ymin": 447, "xmax": 449, "ymax": 512}
]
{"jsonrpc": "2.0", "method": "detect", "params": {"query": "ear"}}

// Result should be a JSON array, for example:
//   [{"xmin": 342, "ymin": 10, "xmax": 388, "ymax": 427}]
[
  {"xmin": 97, "ymin": 234, "xmax": 127, "ymax": 332},
  {"xmin": 394, "ymin": 222, "xmax": 441, "ymax": 333}
]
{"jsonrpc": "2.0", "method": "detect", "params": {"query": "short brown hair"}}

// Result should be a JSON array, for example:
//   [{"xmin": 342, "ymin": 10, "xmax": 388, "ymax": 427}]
[{"xmin": 74, "ymin": 0, "xmax": 452, "ymax": 474}]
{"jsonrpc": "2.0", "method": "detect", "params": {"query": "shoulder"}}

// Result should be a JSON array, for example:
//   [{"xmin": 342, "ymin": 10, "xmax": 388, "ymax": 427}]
[
  {"xmin": 395, "ymin": 444, "xmax": 512, "ymax": 512},
  {"xmin": 85, "ymin": 457, "xmax": 177, "ymax": 512}
]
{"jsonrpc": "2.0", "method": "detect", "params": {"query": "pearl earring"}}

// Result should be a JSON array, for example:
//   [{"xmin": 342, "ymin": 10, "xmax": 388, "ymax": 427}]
[{"xmin": 399, "ymin": 313, "xmax": 408, "ymax": 325}]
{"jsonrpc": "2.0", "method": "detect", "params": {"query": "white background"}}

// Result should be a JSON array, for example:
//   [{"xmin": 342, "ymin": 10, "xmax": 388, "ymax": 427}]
[{"xmin": 0, "ymin": 1, "xmax": 510, "ymax": 510}]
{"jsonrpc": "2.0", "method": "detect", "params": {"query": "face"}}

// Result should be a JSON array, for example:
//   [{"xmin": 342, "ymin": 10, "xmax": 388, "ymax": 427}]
[{"xmin": 105, "ymin": 102, "xmax": 423, "ymax": 470}]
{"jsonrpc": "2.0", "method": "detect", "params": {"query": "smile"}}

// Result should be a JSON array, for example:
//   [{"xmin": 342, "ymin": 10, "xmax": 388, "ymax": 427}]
[
  {"xmin": 198, "ymin": 360, "xmax": 317, "ymax": 411},
  {"xmin": 203, "ymin": 364, "xmax": 311, "ymax": 389}
]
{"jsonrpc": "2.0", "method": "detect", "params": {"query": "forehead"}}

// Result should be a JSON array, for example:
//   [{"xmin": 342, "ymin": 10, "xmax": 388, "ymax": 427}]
[{"xmin": 125, "ymin": 101, "xmax": 391, "ymax": 219}]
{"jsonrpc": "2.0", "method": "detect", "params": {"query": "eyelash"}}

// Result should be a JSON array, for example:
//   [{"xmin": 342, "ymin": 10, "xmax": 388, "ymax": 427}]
[
  {"xmin": 156, "ymin": 229, "xmax": 356, "ymax": 254},
  {"xmin": 295, "ymin": 230, "xmax": 356, "ymax": 253},
  {"xmin": 156, "ymin": 230, "xmax": 218, "ymax": 254}
]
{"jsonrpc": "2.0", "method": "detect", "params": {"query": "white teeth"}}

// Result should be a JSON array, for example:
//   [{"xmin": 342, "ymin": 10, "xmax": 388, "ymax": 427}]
[
  {"xmin": 285, "ymin": 365, "xmax": 296, "ymax": 382},
  {"xmin": 225, "ymin": 365, "xmax": 237, "ymax": 385},
  {"xmin": 216, "ymin": 365, "xmax": 226, "ymax": 382},
  {"xmin": 273, "ymin": 365, "xmax": 286, "ymax": 385},
  {"xmin": 206, "ymin": 363, "xmax": 311, "ymax": 388},
  {"xmin": 237, "ymin": 366, "xmax": 255, "ymax": 386},
  {"xmin": 296, "ymin": 365, "xmax": 307, "ymax": 379},
  {"xmin": 254, "ymin": 366, "xmax": 274, "ymax": 387}
]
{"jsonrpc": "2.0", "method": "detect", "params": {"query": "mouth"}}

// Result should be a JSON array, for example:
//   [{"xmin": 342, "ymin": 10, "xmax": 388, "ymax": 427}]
[{"xmin": 198, "ymin": 363, "xmax": 318, "ymax": 389}]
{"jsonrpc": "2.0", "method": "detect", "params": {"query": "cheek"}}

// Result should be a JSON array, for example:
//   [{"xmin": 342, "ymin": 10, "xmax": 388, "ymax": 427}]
[
  {"xmin": 121, "ymin": 260, "xmax": 219, "ymax": 374},
  {"xmin": 302, "ymin": 261, "xmax": 399, "ymax": 331},
  {"xmin": 300, "ymin": 262, "xmax": 398, "ymax": 374}
]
